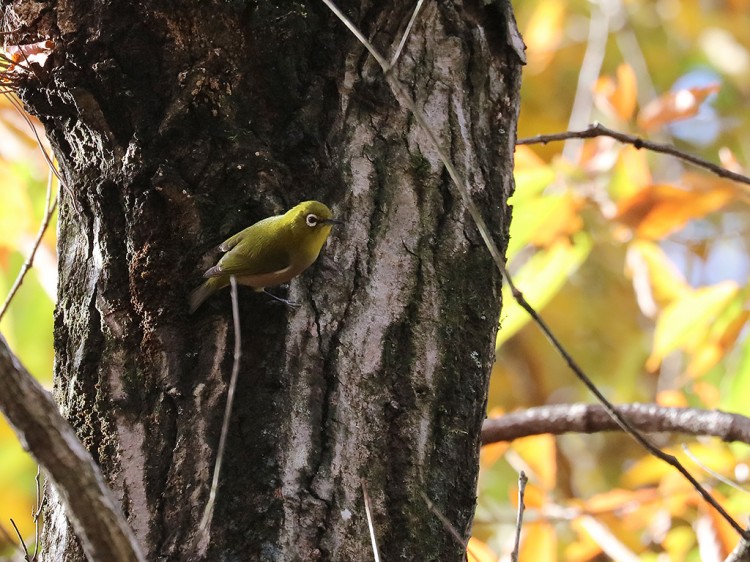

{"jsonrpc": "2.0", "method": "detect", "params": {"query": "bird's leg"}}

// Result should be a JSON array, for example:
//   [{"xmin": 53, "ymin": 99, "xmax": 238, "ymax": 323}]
[{"xmin": 262, "ymin": 288, "xmax": 300, "ymax": 308}]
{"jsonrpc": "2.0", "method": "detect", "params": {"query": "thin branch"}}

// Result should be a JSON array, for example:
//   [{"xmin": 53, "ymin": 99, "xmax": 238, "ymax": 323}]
[
  {"xmin": 32, "ymin": 467, "xmax": 45, "ymax": 561},
  {"xmin": 389, "ymin": 0, "xmax": 424, "ymax": 69},
  {"xmin": 419, "ymin": 492, "xmax": 468, "ymax": 550},
  {"xmin": 0, "ymin": 334, "xmax": 144, "ymax": 561},
  {"xmin": 322, "ymin": 0, "xmax": 749, "ymax": 540},
  {"xmin": 0, "ymin": 165, "xmax": 57, "ymax": 322},
  {"xmin": 481, "ymin": 403, "xmax": 750, "ymax": 446},
  {"xmin": 198, "ymin": 275, "xmax": 243, "ymax": 536},
  {"xmin": 517, "ymin": 122, "xmax": 750, "ymax": 188},
  {"xmin": 361, "ymin": 479, "xmax": 381, "ymax": 562},
  {"xmin": 10, "ymin": 518, "xmax": 30, "ymax": 561},
  {"xmin": 682, "ymin": 444, "xmax": 750, "ymax": 494},
  {"xmin": 510, "ymin": 471, "xmax": 527, "ymax": 562}
]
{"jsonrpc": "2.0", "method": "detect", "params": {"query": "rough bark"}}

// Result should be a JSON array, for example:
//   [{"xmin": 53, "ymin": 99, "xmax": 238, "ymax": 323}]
[{"xmin": 5, "ymin": 0, "xmax": 521, "ymax": 560}]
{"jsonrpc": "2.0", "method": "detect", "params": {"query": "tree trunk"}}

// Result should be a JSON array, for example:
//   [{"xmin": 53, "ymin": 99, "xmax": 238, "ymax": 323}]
[{"xmin": 6, "ymin": 0, "xmax": 521, "ymax": 559}]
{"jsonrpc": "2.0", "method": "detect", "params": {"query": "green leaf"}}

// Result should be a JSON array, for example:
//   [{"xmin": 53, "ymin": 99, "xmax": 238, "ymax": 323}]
[{"xmin": 496, "ymin": 232, "xmax": 592, "ymax": 350}]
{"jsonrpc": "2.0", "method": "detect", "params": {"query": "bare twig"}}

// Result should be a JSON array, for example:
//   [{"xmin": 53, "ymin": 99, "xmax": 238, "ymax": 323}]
[
  {"xmin": 32, "ymin": 466, "xmax": 46, "ymax": 561},
  {"xmin": 0, "ymin": 334, "xmax": 145, "ymax": 561},
  {"xmin": 517, "ymin": 122, "xmax": 750, "ymax": 188},
  {"xmin": 390, "ymin": 0, "xmax": 424, "ymax": 69},
  {"xmin": 419, "ymin": 491, "xmax": 468, "ymax": 550},
  {"xmin": 510, "ymin": 471, "xmax": 527, "ymax": 562},
  {"xmin": 322, "ymin": 0, "xmax": 749, "ymax": 540},
  {"xmin": 361, "ymin": 479, "xmax": 381, "ymax": 562},
  {"xmin": 682, "ymin": 444, "xmax": 750, "ymax": 494},
  {"xmin": 10, "ymin": 518, "xmax": 30, "ymax": 560},
  {"xmin": 198, "ymin": 275, "xmax": 243, "ymax": 536},
  {"xmin": 481, "ymin": 403, "xmax": 750, "ymax": 446},
  {"xmin": 0, "ymin": 166, "xmax": 57, "ymax": 323},
  {"xmin": 3, "ymin": 94, "xmax": 63, "ymax": 186}
]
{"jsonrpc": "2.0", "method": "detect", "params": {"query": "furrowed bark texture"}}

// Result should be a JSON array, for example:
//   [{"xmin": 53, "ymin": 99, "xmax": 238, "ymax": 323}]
[{"xmin": 6, "ymin": 0, "xmax": 521, "ymax": 560}]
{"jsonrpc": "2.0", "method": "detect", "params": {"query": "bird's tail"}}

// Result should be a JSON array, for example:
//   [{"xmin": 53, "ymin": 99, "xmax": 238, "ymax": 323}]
[{"xmin": 188, "ymin": 277, "xmax": 228, "ymax": 313}]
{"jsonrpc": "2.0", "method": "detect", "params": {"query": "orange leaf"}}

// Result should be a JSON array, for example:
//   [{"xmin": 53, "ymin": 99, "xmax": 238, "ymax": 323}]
[
  {"xmin": 613, "ymin": 180, "xmax": 736, "ymax": 239},
  {"xmin": 480, "ymin": 441, "xmax": 511, "ymax": 469},
  {"xmin": 468, "ymin": 537, "xmax": 499, "ymax": 562},
  {"xmin": 581, "ymin": 487, "xmax": 659, "ymax": 514},
  {"xmin": 637, "ymin": 84, "xmax": 720, "ymax": 132},
  {"xmin": 691, "ymin": 381, "xmax": 721, "ymax": 407},
  {"xmin": 656, "ymin": 389, "xmax": 688, "ymax": 407},
  {"xmin": 702, "ymin": 490, "xmax": 744, "ymax": 556},
  {"xmin": 512, "ymin": 483, "xmax": 545, "ymax": 509},
  {"xmin": 593, "ymin": 64, "xmax": 638, "ymax": 121}
]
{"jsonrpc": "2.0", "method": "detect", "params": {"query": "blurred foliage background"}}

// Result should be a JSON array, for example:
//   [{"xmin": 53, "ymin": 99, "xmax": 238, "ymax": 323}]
[
  {"xmin": 475, "ymin": 0, "xmax": 750, "ymax": 560},
  {"xmin": 2, "ymin": 0, "xmax": 750, "ymax": 559}
]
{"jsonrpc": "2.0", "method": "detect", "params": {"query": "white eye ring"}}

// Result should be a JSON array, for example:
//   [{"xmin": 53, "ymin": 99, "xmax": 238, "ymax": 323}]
[{"xmin": 306, "ymin": 214, "xmax": 319, "ymax": 227}]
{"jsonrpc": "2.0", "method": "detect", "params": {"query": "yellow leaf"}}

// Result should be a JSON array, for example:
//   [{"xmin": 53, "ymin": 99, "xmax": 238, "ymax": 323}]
[
  {"xmin": 626, "ymin": 240, "xmax": 690, "ymax": 314},
  {"xmin": 0, "ymin": 161, "xmax": 33, "ymax": 248},
  {"xmin": 497, "ymin": 235, "xmax": 592, "ymax": 349},
  {"xmin": 524, "ymin": 0, "xmax": 565, "ymax": 72},
  {"xmin": 622, "ymin": 443, "xmax": 736, "ymax": 488},
  {"xmin": 687, "ymin": 313, "xmax": 747, "ymax": 378},
  {"xmin": 512, "ymin": 434, "xmax": 556, "ymax": 491},
  {"xmin": 609, "ymin": 146, "xmax": 652, "ymax": 200},
  {"xmin": 467, "ymin": 537, "xmax": 499, "ymax": 562},
  {"xmin": 520, "ymin": 521, "xmax": 557, "ymax": 561},
  {"xmin": 662, "ymin": 526, "xmax": 697, "ymax": 561},
  {"xmin": 647, "ymin": 281, "xmax": 738, "ymax": 371}
]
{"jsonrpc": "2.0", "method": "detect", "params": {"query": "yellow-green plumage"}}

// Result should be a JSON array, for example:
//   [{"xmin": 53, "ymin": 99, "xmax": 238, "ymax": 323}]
[{"xmin": 188, "ymin": 201, "xmax": 340, "ymax": 313}]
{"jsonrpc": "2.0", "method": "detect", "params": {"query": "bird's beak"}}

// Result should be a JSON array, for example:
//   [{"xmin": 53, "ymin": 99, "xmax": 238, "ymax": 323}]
[{"xmin": 323, "ymin": 218, "xmax": 344, "ymax": 226}]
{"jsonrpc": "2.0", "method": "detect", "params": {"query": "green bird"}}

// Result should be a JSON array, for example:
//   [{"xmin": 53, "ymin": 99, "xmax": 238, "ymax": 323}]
[{"xmin": 189, "ymin": 200, "xmax": 341, "ymax": 313}]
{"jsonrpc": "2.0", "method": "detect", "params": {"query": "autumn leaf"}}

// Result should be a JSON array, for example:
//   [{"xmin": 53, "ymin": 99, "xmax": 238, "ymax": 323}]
[
  {"xmin": 520, "ymin": 522, "xmax": 557, "ymax": 561},
  {"xmin": 647, "ymin": 281, "xmax": 739, "ymax": 371},
  {"xmin": 467, "ymin": 537, "xmax": 499, "ymax": 562},
  {"xmin": 511, "ymin": 434, "xmax": 557, "ymax": 491},
  {"xmin": 637, "ymin": 84, "xmax": 720, "ymax": 132},
  {"xmin": 524, "ymin": 0, "xmax": 566, "ymax": 72},
  {"xmin": 613, "ymin": 178, "xmax": 737, "ymax": 239},
  {"xmin": 593, "ymin": 64, "xmax": 638, "ymax": 122}
]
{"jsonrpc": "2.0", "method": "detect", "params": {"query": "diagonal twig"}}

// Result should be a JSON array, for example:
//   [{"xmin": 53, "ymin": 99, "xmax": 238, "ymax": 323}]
[
  {"xmin": 390, "ymin": 0, "xmax": 425, "ymax": 69},
  {"xmin": 361, "ymin": 479, "xmax": 381, "ymax": 562}
]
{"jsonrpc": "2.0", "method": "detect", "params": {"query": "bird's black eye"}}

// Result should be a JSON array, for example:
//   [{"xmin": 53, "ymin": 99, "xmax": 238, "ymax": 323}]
[{"xmin": 306, "ymin": 214, "xmax": 319, "ymax": 227}]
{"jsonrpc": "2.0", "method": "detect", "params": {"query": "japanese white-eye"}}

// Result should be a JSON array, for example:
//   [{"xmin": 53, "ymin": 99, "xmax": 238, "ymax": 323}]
[{"xmin": 188, "ymin": 200, "xmax": 341, "ymax": 313}]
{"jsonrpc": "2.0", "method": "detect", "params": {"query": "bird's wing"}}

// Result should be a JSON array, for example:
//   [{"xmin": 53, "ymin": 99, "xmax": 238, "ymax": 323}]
[
  {"xmin": 205, "ymin": 220, "xmax": 291, "ymax": 277},
  {"xmin": 218, "ymin": 216, "xmax": 275, "ymax": 252}
]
